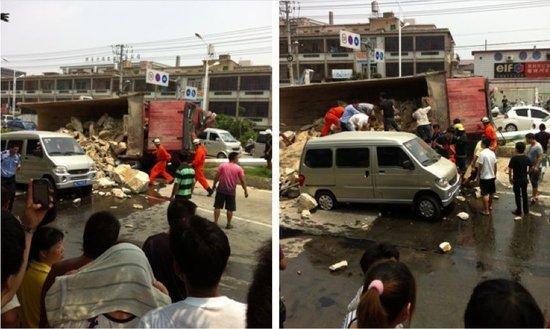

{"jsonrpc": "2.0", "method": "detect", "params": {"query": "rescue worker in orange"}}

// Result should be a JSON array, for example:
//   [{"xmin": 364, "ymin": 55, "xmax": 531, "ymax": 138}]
[
  {"xmin": 192, "ymin": 139, "xmax": 214, "ymax": 196},
  {"xmin": 481, "ymin": 116, "xmax": 498, "ymax": 151},
  {"xmin": 320, "ymin": 102, "xmax": 346, "ymax": 137},
  {"xmin": 149, "ymin": 138, "xmax": 173, "ymax": 185}
]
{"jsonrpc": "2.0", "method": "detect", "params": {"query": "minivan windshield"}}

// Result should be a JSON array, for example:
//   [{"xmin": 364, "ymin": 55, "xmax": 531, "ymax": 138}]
[
  {"xmin": 404, "ymin": 137, "xmax": 441, "ymax": 166},
  {"xmin": 42, "ymin": 137, "xmax": 86, "ymax": 156},
  {"xmin": 219, "ymin": 132, "xmax": 238, "ymax": 143}
]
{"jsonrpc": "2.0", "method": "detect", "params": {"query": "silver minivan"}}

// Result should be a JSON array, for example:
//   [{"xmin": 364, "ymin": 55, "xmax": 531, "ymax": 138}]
[
  {"xmin": 1, "ymin": 131, "xmax": 97, "ymax": 195},
  {"xmin": 299, "ymin": 131, "xmax": 461, "ymax": 220},
  {"xmin": 198, "ymin": 128, "xmax": 242, "ymax": 158}
]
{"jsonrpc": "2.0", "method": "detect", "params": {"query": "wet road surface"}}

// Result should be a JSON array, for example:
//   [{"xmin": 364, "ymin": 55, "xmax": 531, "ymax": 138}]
[{"xmin": 280, "ymin": 185, "xmax": 550, "ymax": 327}]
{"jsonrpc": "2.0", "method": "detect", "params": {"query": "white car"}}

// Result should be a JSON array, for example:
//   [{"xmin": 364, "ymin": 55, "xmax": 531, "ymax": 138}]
[{"xmin": 497, "ymin": 106, "xmax": 550, "ymax": 132}]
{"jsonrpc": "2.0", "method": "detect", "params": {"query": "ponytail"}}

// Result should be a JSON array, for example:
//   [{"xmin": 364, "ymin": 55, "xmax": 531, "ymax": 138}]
[{"xmin": 357, "ymin": 286, "xmax": 390, "ymax": 328}]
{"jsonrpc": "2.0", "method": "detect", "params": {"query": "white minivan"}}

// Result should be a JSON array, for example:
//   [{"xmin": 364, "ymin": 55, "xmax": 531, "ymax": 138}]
[
  {"xmin": 198, "ymin": 128, "xmax": 242, "ymax": 158},
  {"xmin": 1, "ymin": 131, "xmax": 97, "ymax": 195},
  {"xmin": 299, "ymin": 131, "xmax": 461, "ymax": 220}
]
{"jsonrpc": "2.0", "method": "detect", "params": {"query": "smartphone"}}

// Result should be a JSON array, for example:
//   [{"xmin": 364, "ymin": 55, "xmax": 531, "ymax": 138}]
[{"xmin": 32, "ymin": 178, "xmax": 50, "ymax": 207}]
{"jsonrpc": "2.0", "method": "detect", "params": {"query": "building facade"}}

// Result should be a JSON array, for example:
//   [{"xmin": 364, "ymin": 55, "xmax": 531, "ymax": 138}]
[
  {"xmin": 1, "ymin": 55, "xmax": 272, "ymax": 128},
  {"xmin": 279, "ymin": 12, "xmax": 456, "ymax": 84},
  {"xmin": 472, "ymin": 48, "xmax": 550, "ymax": 106}
]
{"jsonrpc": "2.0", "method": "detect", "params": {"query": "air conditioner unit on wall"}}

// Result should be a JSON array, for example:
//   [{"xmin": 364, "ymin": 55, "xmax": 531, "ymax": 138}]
[{"xmin": 506, "ymin": 55, "xmax": 514, "ymax": 61}]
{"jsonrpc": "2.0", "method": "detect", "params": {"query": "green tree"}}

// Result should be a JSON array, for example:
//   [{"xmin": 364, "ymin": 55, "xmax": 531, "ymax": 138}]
[{"xmin": 214, "ymin": 114, "xmax": 257, "ymax": 145}]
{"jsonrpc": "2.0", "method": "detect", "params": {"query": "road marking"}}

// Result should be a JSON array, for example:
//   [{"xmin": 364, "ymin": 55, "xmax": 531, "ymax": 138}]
[{"xmin": 196, "ymin": 206, "xmax": 272, "ymax": 229}]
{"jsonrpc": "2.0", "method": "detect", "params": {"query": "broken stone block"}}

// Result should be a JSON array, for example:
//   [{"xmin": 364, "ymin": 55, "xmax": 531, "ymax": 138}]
[
  {"xmin": 329, "ymin": 260, "xmax": 348, "ymax": 272},
  {"xmin": 297, "ymin": 193, "xmax": 318, "ymax": 211},
  {"xmin": 122, "ymin": 187, "xmax": 132, "ymax": 194},
  {"xmin": 112, "ymin": 142, "xmax": 127, "ymax": 155},
  {"xmin": 457, "ymin": 212, "xmax": 469, "ymax": 221},
  {"xmin": 97, "ymin": 177, "xmax": 117, "ymax": 188},
  {"xmin": 439, "ymin": 242, "xmax": 452, "ymax": 253},
  {"xmin": 112, "ymin": 164, "xmax": 149, "ymax": 193},
  {"xmin": 301, "ymin": 209, "xmax": 311, "ymax": 219},
  {"xmin": 111, "ymin": 188, "xmax": 127, "ymax": 199}
]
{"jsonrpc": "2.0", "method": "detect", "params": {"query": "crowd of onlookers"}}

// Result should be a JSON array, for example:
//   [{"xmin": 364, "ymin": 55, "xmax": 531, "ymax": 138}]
[
  {"xmin": 1, "ymin": 183, "xmax": 271, "ymax": 328},
  {"xmin": 334, "ymin": 242, "xmax": 547, "ymax": 328}
]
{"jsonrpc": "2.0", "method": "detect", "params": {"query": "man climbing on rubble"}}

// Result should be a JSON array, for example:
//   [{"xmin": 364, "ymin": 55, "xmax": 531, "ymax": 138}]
[
  {"xmin": 192, "ymin": 139, "xmax": 214, "ymax": 196},
  {"xmin": 149, "ymin": 138, "xmax": 173, "ymax": 186}
]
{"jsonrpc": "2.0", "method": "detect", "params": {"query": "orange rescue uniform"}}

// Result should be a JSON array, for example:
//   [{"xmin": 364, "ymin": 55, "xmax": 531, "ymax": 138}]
[
  {"xmin": 320, "ymin": 106, "xmax": 345, "ymax": 137},
  {"xmin": 192, "ymin": 144, "xmax": 210, "ymax": 190},
  {"xmin": 484, "ymin": 124, "xmax": 498, "ymax": 151},
  {"xmin": 150, "ymin": 144, "xmax": 173, "ymax": 184}
]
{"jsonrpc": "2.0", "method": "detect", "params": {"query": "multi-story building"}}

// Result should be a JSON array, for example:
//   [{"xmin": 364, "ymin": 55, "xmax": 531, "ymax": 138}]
[
  {"xmin": 279, "ymin": 11, "xmax": 456, "ymax": 84},
  {"xmin": 472, "ymin": 48, "xmax": 550, "ymax": 106},
  {"xmin": 1, "ymin": 54, "xmax": 272, "ymax": 128}
]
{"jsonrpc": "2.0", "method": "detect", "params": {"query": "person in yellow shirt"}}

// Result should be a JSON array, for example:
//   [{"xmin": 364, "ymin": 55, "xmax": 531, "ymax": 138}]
[{"xmin": 17, "ymin": 226, "xmax": 64, "ymax": 328}]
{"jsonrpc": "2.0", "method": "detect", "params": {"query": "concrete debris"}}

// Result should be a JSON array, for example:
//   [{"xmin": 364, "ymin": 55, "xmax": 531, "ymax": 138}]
[
  {"xmin": 72, "ymin": 198, "xmax": 81, "ymax": 204},
  {"xmin": 493, "ymin": 194, "xmax": 500, "ymax": 200},
  {"xmin": 297, "ymin": 270, "xmax": 302, "ymax": 275},
  {"xmin": 457, "ymin": 212, "xmax": 470, "ymax": 221},
  {"xmin": 97, "ymin": 177, "xmax": 117, "ymax": 188},
  {"xmin": 98, "ymin": 191, "xmax": 106, "ymax": 196},
  {"xmin": 301, "ymin": 209, "xmax": 311, "ymax": 219},
  {"xmin": 111, "ymin": 188, "xmax": 128, "ymax": 199},
  {"xmin": 133, "ymin": 204, "xmax": 144, "ymax": 209},
  {"xmin": 439, "ymin": 242, "xmax": 452, "ymax": 253},
  {"xmin": 456, "ymin": 196, "xmax": 466, "ymax": 202},
  {"xmin": 125, "ymin": 223, "xmax": 134, "ymax": 228},
  {"xmin": 297, "ymin": 193, "xmax": 318, "ymax": 211},
  {"xmin": 112, "ymin": 164, "xmax": 150, "ymax": 194},
  {"xmin": 529, "ymin": 211, "xmax": 542, "ymax": 217},
  {"xmin": 474, "ymin": 187, "xmax": 482, "ymax": 199},
  {"xmin": 514, "ymin": 216, "xmax": 522, "ymax": 221},
  {"xmin": 329, "ymin": 260, "xmax": 348, "ymax": 272},
  {"xmin": 121, "ymin": 187, "xmax": 132, "ymax": 194}
]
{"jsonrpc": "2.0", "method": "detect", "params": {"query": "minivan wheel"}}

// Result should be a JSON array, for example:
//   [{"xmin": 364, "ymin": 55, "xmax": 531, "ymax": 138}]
[
  {"xmin": 415, "ymin": 195, "xmax": 441, "ymax": 220},
  {"xmin": 316, "ymin": 191, "xmax": 336, "ymax": 210},
  {"xmin": 217, "ymin": 153, "xmax": 227, "ymax": 159},
  {"xmin": 505, "ymin": 123, "xmax": 517, "ymax": 132}
]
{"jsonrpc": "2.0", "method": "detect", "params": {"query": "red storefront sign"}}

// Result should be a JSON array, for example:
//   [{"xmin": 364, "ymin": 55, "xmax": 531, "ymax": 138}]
[{"xmin": 525, "ymin": 61, "xmax": 550, "ymax": 78}]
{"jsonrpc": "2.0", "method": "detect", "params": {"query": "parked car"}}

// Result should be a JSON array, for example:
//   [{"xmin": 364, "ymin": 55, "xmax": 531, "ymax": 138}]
[
  {"xmin": 497, "ymin": 106, "xmax": 550, "ymax": 132},
  {"xmin": 6, "ymin": 119, "xmax": 37, "ymax": 131},
  {"xmin": 251, "ymin": 129, "xmax": 272, "ymax": 158},
  {"xmin": 1, "ymin": 114, "xmax": 15, "ymax": 128},
  {"xmin": 197, "ymin": 128, "xmax": 242, "ymax": 158}
]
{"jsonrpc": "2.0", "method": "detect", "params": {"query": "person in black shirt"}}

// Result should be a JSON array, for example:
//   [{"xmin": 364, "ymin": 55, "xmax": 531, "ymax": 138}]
[
  {"xmin": 379, "ymin": 92, "xmax": 400, "ymax": 131},
  {"xmin": 454, "ymin": 123, "xmax": 468, "ymax": 177},
  {"xmin": 535, "ymin": 123, "xmax": 549, "ymax": 173},
  {"xmin": 508, "ymin": 142, "xmax": 532, "ymax": 216},
  {"xmin": 434, "ymin": 127, "xmax": 457, "ymax": 161}
]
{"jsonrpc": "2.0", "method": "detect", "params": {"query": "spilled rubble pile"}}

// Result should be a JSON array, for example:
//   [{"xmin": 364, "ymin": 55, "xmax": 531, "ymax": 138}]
[{"xmin": 57, "ymin": 114, "xmax": 150, "ymax": 195}]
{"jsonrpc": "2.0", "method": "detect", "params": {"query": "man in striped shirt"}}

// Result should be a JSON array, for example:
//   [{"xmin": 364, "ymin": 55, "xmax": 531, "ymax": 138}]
[{"xmin": 171, "ymin": 151, "xmax": 195, "ymax": 200}]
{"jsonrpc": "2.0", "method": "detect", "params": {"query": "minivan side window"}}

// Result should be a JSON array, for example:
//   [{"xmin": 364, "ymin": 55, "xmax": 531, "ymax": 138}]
[
  {"xmin": 26, "ymin": 139, "xmax": 42, "ymax": 157},
  {"xmin": 336, "ymin": 148, "xmax": 369, "ymax": 167},
  {"xmin": 304, "ymin": 149, "xmax": 332, "ymax": 168},
  {"xmin": 209, "ymin": 133, "xmax": 218, "ymax": 141},
  {"xmin": 377, "ymin": 147, "xmax": 411, "ymax": 167}
]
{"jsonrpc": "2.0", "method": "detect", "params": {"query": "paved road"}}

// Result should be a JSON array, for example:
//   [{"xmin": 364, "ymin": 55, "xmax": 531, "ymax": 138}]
[
  {"xmin": 280, "ymin": 158, "xmax": 550, "ymax": 328},
  {"xmin": 12, "ymin": 178, "xmax": 272, "ymax": 304}
]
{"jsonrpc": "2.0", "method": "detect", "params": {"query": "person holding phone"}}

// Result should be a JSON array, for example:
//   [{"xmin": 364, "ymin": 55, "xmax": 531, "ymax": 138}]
[{"xmin": 1, "ymin": 141, "xmax": 22, "ymax": 211}]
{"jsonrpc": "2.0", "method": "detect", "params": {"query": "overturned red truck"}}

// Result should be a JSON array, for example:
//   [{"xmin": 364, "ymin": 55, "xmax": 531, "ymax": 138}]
[{"xmin": 18, "ymin": 93, "xmax": 215, "ymax": 169}]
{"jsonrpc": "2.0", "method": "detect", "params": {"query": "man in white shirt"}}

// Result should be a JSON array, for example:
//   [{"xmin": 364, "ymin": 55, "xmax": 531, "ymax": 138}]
[
  {"xmin": 138, "ymin": 215, "xmax": 246, "ymax": 328},
  {"xmin": 349, "ymin": 113, "xmax": 371, "ymax": 131},
  {"xmin": 412, "ymin": 97, "xmax": 432, "ymax": 143},
  {"xmin": 476, "ymin": 137, "xmax": 497, "ymax": 216}
]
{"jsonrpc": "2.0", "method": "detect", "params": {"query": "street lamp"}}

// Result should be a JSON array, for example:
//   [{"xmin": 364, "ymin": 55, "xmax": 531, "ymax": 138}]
[
  {"xmin": 12, "ymin": 72, "xmax": 25, "ymax": 116},
  {"xmin": 397, "ymin": 0, "xmax": 403, "ymax": 77},
  {"xmin": 195, "ymin": 33, "xmax": 214, "ymax": 112}
]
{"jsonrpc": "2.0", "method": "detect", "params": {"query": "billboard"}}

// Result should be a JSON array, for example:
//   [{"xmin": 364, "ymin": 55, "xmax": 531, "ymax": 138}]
[
  {"xmin": 494, "ymin": 61, "xmax": 550, "ymax": 78},
  {"xmin": 146, "ymin": 69, "xmax": 170, "ymax": 87},
  {"xmin": 339, "ymin": 30, "xmax": 361, "ymax": 50}
]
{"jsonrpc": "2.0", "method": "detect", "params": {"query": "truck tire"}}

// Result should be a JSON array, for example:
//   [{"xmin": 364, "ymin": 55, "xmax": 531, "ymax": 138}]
[
  {"xmin": 505, "ymin": 123, "xmax": 517, "ymax": 132},
  {"xmin": 415, "ymin": 194, "xmax": 441, "ymax": 221},
  {"xmin": 315, "ymin": 191, "xmax": 337, "ymax": 210}
]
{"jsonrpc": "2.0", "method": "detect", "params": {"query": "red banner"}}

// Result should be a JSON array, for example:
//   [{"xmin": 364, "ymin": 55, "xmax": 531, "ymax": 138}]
[{"xmin": 525, "ymin": 61, "xmax": 550, "ymax": 78}]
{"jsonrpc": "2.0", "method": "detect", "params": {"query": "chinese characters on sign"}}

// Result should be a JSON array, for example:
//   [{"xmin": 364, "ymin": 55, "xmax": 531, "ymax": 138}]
[{"xmin": 494, "ymin": 61, "xmax": 550, "ymax": 78}]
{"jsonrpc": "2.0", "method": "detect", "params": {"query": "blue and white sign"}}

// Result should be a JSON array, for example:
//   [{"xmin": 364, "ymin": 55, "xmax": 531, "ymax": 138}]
[
  {"xmin": 184, "ymin": 86, "xmax": 198, "ymax": 100},
  {"xmin": 146, "ymin": 69, "xmax": 170, "ymax": 87},
  {"xmin": 339, "ymin": 30, "xmax": 361, "ymax": 50},
  {"xmin": 332, "ymin": 69, "xmax": 353, "ymax": 79},
  {"xmin": 374, "ymin": 48, "xmax": 385, "ymax": 63}
]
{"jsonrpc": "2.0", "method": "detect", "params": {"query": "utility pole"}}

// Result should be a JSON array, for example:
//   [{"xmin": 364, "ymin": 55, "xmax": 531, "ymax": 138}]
[
  {"xmin": 112, "ymin": 44, "xmax": 132, "ymax": 94},
  {"xmin": 280, "ymin": 1, "xmax": 299, "ymax": 86}
]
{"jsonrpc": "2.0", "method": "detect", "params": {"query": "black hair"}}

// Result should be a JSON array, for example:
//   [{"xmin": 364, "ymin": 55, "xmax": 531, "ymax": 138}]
[
  {"xmin": 539, "ymin": 123, "xmax": 546, "ymax": 131},
  {"xmin": 246, "ymin": 240, "xmax": 272, "ymax": 328},
  {"xmin": 228, "ymin": 152, "xmax": 240, "ymax": 162},
  {"xmin": 360, "ymin": 242, "xmax": 400, "ymax": 274},
  {"xmin": 167, "ymin": 199, "xmax": 197, "ymax": 232},
  {"xmin": 169, "ymin": 215, "xmax": 230, "ymax": 290},
  {"xmin": 379, "ymin": 92, "xmax": 388, "ymax": 99},
  {"xmin": 446, "ymin": 127, "xmax": 456, "ymax": 134},
  {"xmin": 7, "ymin": 141, "xmax": 20, "ymax": 149},
  {"xmin": 1, "ymin": 210, "xmax": 25, "ymax": 286},
  {"xmin": 515, "ymin": 142, "xmax": 526, "ymax": 154},
  {"xmin": 433, "ymin": 123, "xmax": 440, "ymax": 129},
  {"xmin": 82, "ymin": 211, "xmax": 120, "ymax": 258},
  {"xmin": 453, "ymin": 118, "xmax": 461, "ymax": 124},
  {"xmin": 525, "ymin": 132, "xmax": 535, "ymax": 140},
  {"xmin": 464, "ymin": 279, "xmax": 544, "ymax": 328},
  {"xmin": 177, "ymin": 150, "xmax": 193, "ymax": 163},
  {"xmin": 358, "ymin": 261, "xmax": 416, "ymax": 328},
  {"xmin": 29, "ymin": 226, "xmax": 64, "ymax": 262},
  {"xmin": 481, "ymin": 136, "xmax": 491, "ymax": 148}
]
